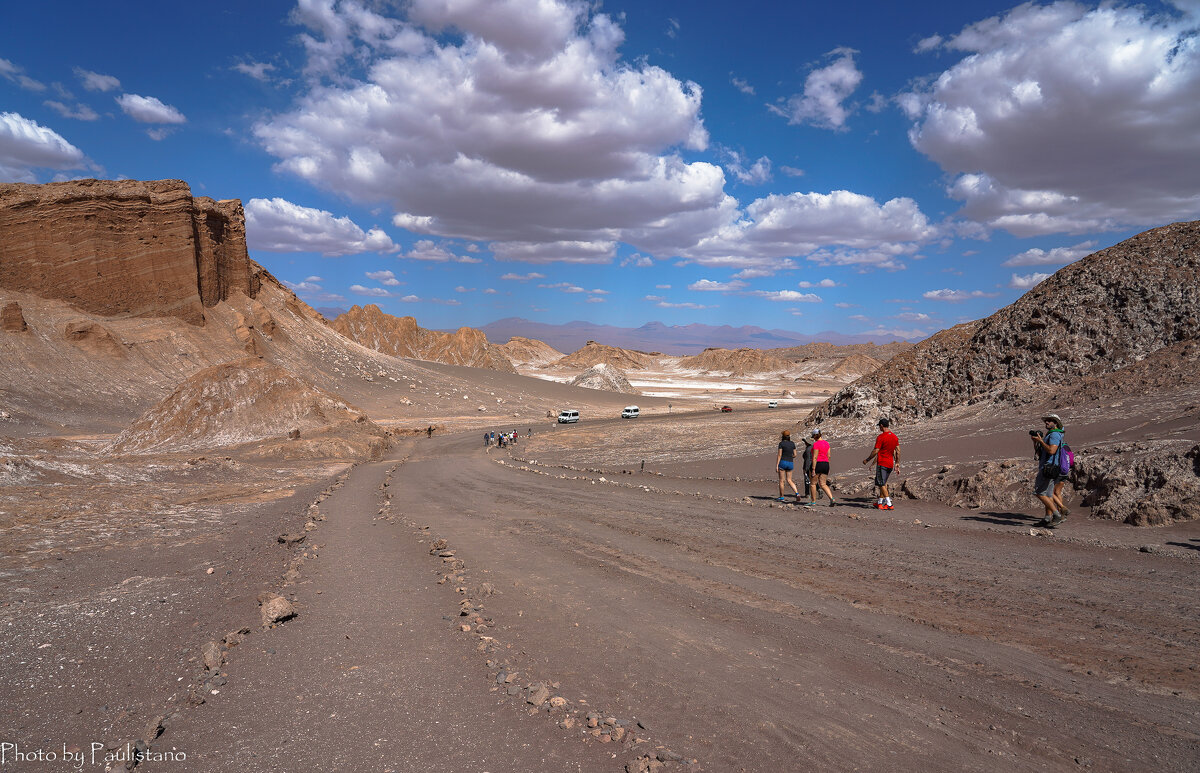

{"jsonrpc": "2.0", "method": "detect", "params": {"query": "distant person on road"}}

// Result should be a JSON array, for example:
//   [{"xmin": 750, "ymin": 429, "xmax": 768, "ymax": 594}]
[
  {"xmin": 808, "ymin": 428, "xmax": 835, "ymax": 507},
  {"xmin": 775, "ymin": 430, "xmax": 799, "ymax": 501},
  {"xmin": 426, "ymin": 425, "xmax": 433, "ymax": 438},
  {"xmin": 483, "ymin": 432, "xmax": 489, "ymax": 447},
  {"xmin": 863, "ymin": 417, "xmax": 900, "ymax": 510},
  {"xmin": 1032, "ymin": 414, "xmax": 1067, "ymax": 527}
]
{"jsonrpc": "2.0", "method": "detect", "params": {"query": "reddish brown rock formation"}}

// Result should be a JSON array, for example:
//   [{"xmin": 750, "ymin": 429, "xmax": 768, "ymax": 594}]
[
  {"xmin": 331, "ymin": 305, "xmax": 516, "ymax": 372},
  {"xmin": 557, "ymin": 340, "xmax": 657, "ymax": 371},
  {"xmin": 0, "ymin": 179, "xmax": 256, "ymax": 325},
  {"xmin": 1, "ymin": 301, "xmax": 27, "ymax": 332}
]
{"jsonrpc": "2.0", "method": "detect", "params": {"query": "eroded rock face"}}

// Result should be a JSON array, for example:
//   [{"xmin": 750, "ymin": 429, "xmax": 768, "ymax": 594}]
[
  {"xmin": 0, "ymin": 179, "xmax": 256, "ymax": 325},
  {"xmin": 558, "ymin": 340, "xmax": 657, "ymax": 371},
  {"xmin": 331, "ymin": 304, "xmax": 516, "ymax": 372},
  {"xmin": 812, "ymin": 220, "xmax": 1200, "ymax": 423},
  {"xmin": 1, "ymin": 302, "xmax": 27, "ymax": 332}
]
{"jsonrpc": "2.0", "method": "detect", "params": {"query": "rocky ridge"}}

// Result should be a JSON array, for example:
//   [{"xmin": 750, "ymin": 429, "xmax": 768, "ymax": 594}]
[
  {"xmin": 556, "ymin": 340, "xmax": 658, "ymax": 371},
  {"xmin": 676, "ymin": 347, "xmax": 792, "ymax": 376},
  {"xmin": 811, "ymin": 220, "xmax": 1200, "ymax": 425},
  {"xmin": 331, "ymin": 305, "xmax": 516, "ymax": 373}
]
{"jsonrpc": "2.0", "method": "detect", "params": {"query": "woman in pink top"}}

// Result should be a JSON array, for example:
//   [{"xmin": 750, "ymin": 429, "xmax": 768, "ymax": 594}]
[{"xmin": 808, "ymin": 428, "xmax": 836, "ymax": 507}]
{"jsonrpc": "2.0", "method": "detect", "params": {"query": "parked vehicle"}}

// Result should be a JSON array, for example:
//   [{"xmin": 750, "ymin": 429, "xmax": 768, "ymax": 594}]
[
  {"xmin": 557, "ymin": 409, "xmax": 580, "ymax": 423},
  {"xmin": 621, "ymin": 406, "xmax": 640, "ymax": 418},
  {"xmin": 767, "ymin": 400, "xmax": 778, "ymax": 408},
  {"xmin": 720, "ymin": 405, "xmax": 733, "ymax": 412}
]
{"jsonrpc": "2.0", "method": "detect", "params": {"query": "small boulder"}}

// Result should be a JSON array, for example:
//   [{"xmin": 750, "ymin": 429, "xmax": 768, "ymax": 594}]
[{"xmin": 259, "ymin": 594, "xmax": 297, "ymax": 627}]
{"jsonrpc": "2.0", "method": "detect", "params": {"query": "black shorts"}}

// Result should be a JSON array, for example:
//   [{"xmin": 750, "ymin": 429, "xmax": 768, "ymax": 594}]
[
  {"xmin": 874, "ymin": 465, "xmax": 893, "ymax": 487},
  {"xmin": 814, "ymin": 461, "xmax": 830, "ymax": 476}
]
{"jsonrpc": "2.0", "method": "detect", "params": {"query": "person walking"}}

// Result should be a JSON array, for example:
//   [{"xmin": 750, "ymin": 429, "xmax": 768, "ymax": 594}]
[
  {"xmin": 1032, "ymin": 413, "xmax": 1066, "ymax": 527},
  {"xmin": 775, "ymin": 430, "xmax": 800, "ymax": 501},
  {"xmin": 808, "ymin": 428, "xmax": 835, "ymax": 507},
  {"xmin": 801, "ymin": 433, "xmax": 815, "ymax": 505},
  {"xmin": 483, "ymin": 432, "xmax": 490, "ymax": 447},
  {"xmin": 862, "ymin": 417, "xmax": 900, "ymax": 509}
]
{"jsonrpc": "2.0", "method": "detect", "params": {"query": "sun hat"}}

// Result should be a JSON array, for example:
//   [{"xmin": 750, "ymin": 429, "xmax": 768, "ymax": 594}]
[
  {"xmin": 1042, "ymin": 413, "xmax": 1062, "ymax": 423},
  {"xmin": 811, "ymin": 428, "xmax": 821, "ymax": 437}
]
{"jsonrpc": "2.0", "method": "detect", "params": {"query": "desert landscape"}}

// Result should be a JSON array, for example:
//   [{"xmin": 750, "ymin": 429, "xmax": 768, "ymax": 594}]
[{"xmin": 0, "ymin": 178, "xmax": 1197, "ymax": 773}]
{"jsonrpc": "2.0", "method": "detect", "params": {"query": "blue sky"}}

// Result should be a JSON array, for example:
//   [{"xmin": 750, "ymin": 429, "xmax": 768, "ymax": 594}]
[{"xmin": 3, "ymin": 0, "xmax": 1198, "ymax": 339}]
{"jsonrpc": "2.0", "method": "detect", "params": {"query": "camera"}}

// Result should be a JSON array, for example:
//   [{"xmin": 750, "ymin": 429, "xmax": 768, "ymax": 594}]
[{"xmin": 1029, "ymin": 430, "xmax": 1040, "ymax": 436}]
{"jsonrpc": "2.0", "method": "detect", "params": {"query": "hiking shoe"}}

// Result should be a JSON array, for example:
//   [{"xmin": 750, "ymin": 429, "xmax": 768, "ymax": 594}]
[
  {"xmin": 1035, "ymin": 514, "xmax": 1055, "ymax": 527},
  {"xmin": 777, "ymin": 497, "xmax": 789, "ymax": 502},
  {"xmin": 804, "ymin": 501, "xmax": 818, "ymax": 507},
  {"xmin": 873, "ymin": 502, "xmax": 884, "ymax": 509},
  {"xmin": 1048, "ymin": 511, "xmax": 1067, "ymax": 527},
  {"xmin": 828, "ymin": 499, "xmax": 836, "ymax": 507},
  {"xmin": 883, "ymin": 504, "xmax": 894, "ymax": 510},
  {"xmin": 1059, "ymin": 505, "xmax": 1071, "ymax": 517}
]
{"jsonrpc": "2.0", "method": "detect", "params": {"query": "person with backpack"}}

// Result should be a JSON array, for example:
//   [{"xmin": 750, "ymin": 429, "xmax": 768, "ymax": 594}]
[
  {"xmin": 1032, "ymin": 413, "xmax": 1067, "ymax": 527},
  {"xmin": 862, "ymin": 417, "xmax": 900, "ymax": 510}
]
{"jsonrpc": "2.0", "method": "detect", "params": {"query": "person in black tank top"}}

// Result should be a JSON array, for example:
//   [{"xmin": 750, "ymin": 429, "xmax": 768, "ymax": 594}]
[{"xmin": 776, "ymin": 430, "xmax": 799, "ymax": 501}]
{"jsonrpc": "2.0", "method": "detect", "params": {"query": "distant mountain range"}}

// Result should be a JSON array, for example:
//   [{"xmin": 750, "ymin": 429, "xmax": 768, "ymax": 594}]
[{"xmin": 475, "ymin": 317, "xmax": 918, "ymax": 355}]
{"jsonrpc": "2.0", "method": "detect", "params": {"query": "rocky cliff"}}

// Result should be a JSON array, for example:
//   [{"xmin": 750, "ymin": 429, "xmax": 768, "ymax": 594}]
[
  {"xmin": 0, "ymin": 179, "xmax": 256, "ymax": 325},
  {"xmin": 811, "ymin": 220, "xmax": 1200, "ymax": 424},
  {"xmin": 331, "ymin": 305, "xmax": 516, "ymax": 373}
]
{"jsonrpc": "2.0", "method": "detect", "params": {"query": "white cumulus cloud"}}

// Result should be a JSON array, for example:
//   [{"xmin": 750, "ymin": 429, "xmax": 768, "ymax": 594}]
[
  {"xmin": 245, "ymin": 197, "xmax": 398, "ymax": 255},
  {"xmin": 771, "ymin": 47, "xmax": 863, "ymax": 130},
  {"xmin": 0, "ymin": 111, "xmax": 88, "ymax": 182},
  {"xmin": 688, "ymin": 279, "xmax": 747, "ymax": 292},
  {"xmin": 682, "ymin": 190, "xmax": 936, "ymax": 269},
  {"xmin": 904, "ymin": 2, "xmax": 1200, "ymax": 235},
  {"xmin": 255, "ymin": 0, "xmax": 725, "ymax": 261},
  {"xmin": 74, "ymin": 68, "xmax": 120, "ymax": 92},
  {"xmin": 1009, "ymin": 272, "xmax": 1052, "ymax": 289},
  {"xmin": 1002, "ymin": 240, "xmax": 1097, "ymax": 266},
  {"xmin": 922, "ymin": 288, "xmax": 1000, "ymax": 302},
  {"xmin": 116, "ymin": 94, "xmax": 187, "ymax": 124},
  {"xmin": 365, "ymin": 270, "xmax": 402, "ymax": 286}
]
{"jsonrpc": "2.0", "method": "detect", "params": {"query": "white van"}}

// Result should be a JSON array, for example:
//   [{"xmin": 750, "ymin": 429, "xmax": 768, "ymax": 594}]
[
  {"xmin": 621, "ymin": 406, "xmax": 640, "ymax": 418},
  {"xmin": 767, "ymin": 400, "xmax": 779, "ymax": 408},
  {"xmin": 557, "ymin": 409, "xmax": 580, "ymax": 423}
]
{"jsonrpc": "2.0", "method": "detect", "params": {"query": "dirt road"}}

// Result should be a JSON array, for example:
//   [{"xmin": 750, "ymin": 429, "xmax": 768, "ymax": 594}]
[{"xmin": 155, "ymin": 428, "xmax": 1199, "ymax": 772}]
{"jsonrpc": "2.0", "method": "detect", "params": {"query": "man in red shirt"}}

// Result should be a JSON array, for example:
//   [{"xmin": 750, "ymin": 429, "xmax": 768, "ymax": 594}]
[{"xmin": 862, "ymin": 417, "xmax": 900, "ymax": 510}]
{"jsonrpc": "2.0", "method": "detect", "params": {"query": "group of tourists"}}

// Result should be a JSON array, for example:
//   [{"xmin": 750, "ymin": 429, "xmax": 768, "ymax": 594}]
[
  {"xmin": 775, "ymin": 418, "xmax": 897, "ymax": 509},
  {"xmin": 484, "ymin": 430, "xmax": 526, "ymax": 448},
  {"xmin": 774, "ymin": 413, "xmax": 1071, "ymax": 525}
]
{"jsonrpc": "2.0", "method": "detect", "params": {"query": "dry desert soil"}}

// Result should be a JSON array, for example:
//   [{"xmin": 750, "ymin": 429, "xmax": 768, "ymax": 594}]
[{"xmin": 2, "ymin": 405, "xmax": 1198, "ymax": 773}]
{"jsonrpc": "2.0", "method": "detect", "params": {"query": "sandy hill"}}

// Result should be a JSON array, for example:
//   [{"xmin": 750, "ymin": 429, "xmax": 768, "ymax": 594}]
[
  {"xmin": 810, "ymin": 220, "xmax": 1200, "ymax": 425},
  {"xmin": 557, "ymin": 340, "xmax": 658, "ymax": 370},
  {"xmin": 569, "ymin": 363, "xmax": 639, "ymax": 394},
  {"xmin": 495, "ymin": 336, "xmax": 564, "ymax": 367},
  {"xmin": 331, "ymin": 305, "xmax": 516, "ymax": 373},
  {"xmin": 676, "ymin": 347, "xmax": 792, "ymax": 376},
  {"xmin": 108, "ymin": 358, "xmax": 388, "ymax": 458}
]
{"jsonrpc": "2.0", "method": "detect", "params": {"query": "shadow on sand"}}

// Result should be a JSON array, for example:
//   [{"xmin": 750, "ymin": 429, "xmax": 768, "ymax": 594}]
[
  {"xmin": 1165, "ymin": 538, "xmax": 1200, "ymax": 552},
  {"xmin": 961, "ymin": 511, "xmax": 1044, "ymax": 527}
]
